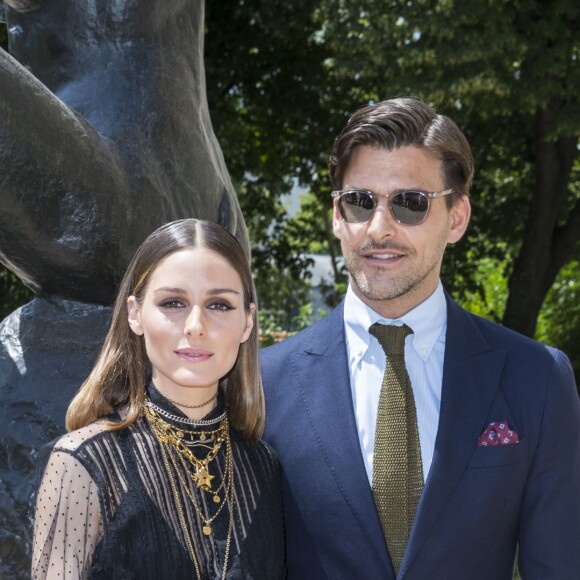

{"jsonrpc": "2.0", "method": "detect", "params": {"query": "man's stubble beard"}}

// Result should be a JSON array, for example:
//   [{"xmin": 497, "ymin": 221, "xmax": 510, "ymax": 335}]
[
  {"xmin": 343, "ymin": 239, "xmax": 446, "ymax": 304},
  {"xmin": 346, "ymin": 255, "xmax": 430, "ymax": 303}
]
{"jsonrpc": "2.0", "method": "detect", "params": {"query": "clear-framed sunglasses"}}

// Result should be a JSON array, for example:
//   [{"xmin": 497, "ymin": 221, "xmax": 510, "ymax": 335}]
[{"xmin": 332, "ymin": 188, "xmax": 454, "ymax": 225}]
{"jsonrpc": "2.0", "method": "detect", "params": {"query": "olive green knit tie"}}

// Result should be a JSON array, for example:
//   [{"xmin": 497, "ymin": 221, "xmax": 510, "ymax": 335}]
[{"xmin": 370, "ymin": 322, "xmax": 424, "ymax": 574}]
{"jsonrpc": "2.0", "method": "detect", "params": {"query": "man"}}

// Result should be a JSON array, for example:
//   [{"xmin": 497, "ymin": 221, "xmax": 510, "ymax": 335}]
[{"xmin": 261, "ymin": 97, "xmax": 580, "ymax": 579}]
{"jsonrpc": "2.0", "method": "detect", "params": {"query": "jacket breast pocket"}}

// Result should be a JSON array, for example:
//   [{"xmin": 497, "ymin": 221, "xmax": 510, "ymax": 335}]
[{"xmin": 467, "ymin": 436, "xmax": 527, "ymax": 469}]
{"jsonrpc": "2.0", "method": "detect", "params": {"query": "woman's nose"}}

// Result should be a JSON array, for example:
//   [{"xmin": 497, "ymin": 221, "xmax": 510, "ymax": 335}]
[{"xmin": 185, "ymin": 306, "xmax": 205, "ymax": 336}]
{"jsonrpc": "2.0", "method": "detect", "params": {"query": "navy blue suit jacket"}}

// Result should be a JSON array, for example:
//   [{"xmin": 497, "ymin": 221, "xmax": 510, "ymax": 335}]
[{"xmin": 261, "ymin": 296, "xmax": 580, "ymax": 579}]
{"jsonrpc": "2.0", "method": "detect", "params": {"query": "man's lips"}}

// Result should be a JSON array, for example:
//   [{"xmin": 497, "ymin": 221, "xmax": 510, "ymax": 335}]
[
  {"xmin": 362, "ymin": 249, "xmax": 406, "ymax": 263},
  {"xmin": 175, "ymin": 348, "xmax": 213, "ymax": 361},
  {"xmin": 360, "ymin": 243, "xmax": 410, "ymax": 262},
  {"xmin": 365, "ymin": 252, "xmax": 403, "ymax": 260}
]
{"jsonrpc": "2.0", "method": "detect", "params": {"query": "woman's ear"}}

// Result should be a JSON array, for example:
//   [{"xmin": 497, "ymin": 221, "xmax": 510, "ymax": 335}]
[
  {"xmin": 127, "ymin": 296, "xmax": 144, "ymax": 336},
  {"xmin": 241, "ymin": 303, "xmax": 256, "ymax": 343}
]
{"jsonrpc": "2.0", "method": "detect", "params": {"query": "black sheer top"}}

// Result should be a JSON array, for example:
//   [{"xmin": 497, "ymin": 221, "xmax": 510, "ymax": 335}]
[{"xmin": 32, "ymin": 386, "xmax": 285, "ymax": 579}]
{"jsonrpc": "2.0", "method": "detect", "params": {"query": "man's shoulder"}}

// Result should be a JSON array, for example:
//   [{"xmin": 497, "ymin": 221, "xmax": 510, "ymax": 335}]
[{"xmin": 449, "ymin": 298, "xmax": 567, "ymax": 366}]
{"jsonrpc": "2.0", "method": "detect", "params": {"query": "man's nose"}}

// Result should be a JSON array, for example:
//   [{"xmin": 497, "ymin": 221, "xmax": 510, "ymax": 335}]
[{"xmin": 366, "ymin": 199, "xmax": 398, "ymax": 240}]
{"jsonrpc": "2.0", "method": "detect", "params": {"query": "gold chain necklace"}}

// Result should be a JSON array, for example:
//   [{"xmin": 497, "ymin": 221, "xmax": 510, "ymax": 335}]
[
  {"xmin": 171, "ymin": 437, "xmax": 230, "ymax": 504},
  {"xmin": 166, "ymin": 430, "xmax": 234, "ymax": 530},
  {"xmin": 144, "ymin": 403, "xmax": 235, "ymax": 579},
  {"xmin": 145, "ymin": 404, "xmax": 227, "ymax": 492}
]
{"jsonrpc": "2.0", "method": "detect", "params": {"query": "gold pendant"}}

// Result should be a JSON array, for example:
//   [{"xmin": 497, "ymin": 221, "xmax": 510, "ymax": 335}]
[
  {"xmin": 213, "ymin": 494, "xmax": 221, "ymax": 504},
  {"xmin": 194, "ymin": 466, "xmax": 215, "ymax": 491},
  {"xmin": 203, "ymin": 525, "xmax": 212, "ymax": 536}
]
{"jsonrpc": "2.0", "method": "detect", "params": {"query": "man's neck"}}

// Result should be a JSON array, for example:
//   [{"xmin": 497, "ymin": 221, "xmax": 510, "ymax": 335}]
[{"xmin": 349, "ymin": 279, "xmax": 440, "ymax": 320}]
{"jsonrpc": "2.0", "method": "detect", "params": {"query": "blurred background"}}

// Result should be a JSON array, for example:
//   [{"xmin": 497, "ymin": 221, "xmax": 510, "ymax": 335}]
[{"xmin": 1, "ymin": 0, "xmax": 579, "ymax": 385}]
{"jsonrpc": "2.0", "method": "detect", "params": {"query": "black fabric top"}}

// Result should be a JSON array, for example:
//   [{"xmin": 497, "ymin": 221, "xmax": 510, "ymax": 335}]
[{"xmin": 32, "ymin": 385, "xmax": 285, "ymax": 579}]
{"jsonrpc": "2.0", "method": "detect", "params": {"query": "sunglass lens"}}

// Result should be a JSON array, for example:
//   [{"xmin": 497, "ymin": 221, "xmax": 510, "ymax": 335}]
[
  {"xmin": 340, "ymin": 191, "xmax": 375, "ymax": 223},
  {"xmin": 391, "ymin": 191, "xmax": 429, "ymax": 224}
]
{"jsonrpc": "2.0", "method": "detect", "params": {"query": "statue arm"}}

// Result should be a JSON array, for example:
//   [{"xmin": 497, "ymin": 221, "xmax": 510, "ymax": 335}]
[{"xmin": 0, "ymin": 49, "xmax": 136, "ymax": 301}]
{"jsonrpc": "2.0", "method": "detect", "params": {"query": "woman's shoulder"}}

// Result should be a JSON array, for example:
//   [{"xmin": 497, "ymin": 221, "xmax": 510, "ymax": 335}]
[
  {"xmin": 40, "ymin": 414, "xmax": 139, "ymax": 487},
  {"xmin": 230, "ymin": 430, "xmax": 280, "ymax": 466},
  {"xmin": 253, "ymin": 437, "xmax": 279, "ymax": 461},
  {"xmin": 52, "ymin": 406, "xmax": 133, "ymax": 454},
  {"xmin": 52, "ymin": 421, "xmax": 107, "ymax": 453},
  {"xmin": 52, "ymin": 417, "xmax": 118, "ymax": 454}
]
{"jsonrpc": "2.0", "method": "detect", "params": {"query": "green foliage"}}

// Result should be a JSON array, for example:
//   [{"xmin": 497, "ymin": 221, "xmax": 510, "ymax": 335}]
[
  {"xmin": 0, "ymin": 2, "xmax": 579, "ymax": 383},
  {"xmin": 448, "ymin": 251, "xmax": 580, "ymax": 383},
  {"xmin": 204, "ymin": 0, "xmax": 353, "ymax": 326},
  {"xmin": 0, "ymin": 265, "xmax": 32, "ymax": 320},
  {"xmin": 0, "ymin": 18, "xmax": 6, "ymax": 51},
  {"xmin": 259, "ymin": 302, "xmax": 325, "ymax": 347},
  {"xmin": 537, "ymin": 261, "xmax": 580, "ymax": 379},
  {"xmin": 205, "ymin": 0, "xmax": 580, "ymax": 379},
  {"xmin": 248, "ymin": 186, "xmax": 342, "ymax": 328},
  {"xmin": 445, "ymin": 243, "xmax": 510, "ymax": 325}
]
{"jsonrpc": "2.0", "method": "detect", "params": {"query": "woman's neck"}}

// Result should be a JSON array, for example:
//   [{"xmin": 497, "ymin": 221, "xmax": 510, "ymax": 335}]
[{"xmin": 153, "ymin": 384, "xmax": 220, "ymax": 421}]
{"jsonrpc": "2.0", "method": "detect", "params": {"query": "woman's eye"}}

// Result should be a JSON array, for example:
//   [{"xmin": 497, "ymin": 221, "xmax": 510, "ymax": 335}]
[
  {"xmin": 208, "ymin": 301, "xmax": 233, "ymax": 312},
  {"xmin": 159, "ymin": 299, "xmax": 185, "ymax": 309}
]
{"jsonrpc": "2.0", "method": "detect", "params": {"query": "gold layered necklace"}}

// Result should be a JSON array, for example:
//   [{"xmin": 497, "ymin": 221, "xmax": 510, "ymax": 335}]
[{"xmin": 144, "ymin": 400, "xmax": 235, "ymax": 580}]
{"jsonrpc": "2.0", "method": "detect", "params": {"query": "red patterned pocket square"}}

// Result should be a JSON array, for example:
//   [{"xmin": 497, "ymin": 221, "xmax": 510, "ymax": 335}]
[{"xmin": 477, "ymin": 420, "xmax": 519, "ymax": 447}]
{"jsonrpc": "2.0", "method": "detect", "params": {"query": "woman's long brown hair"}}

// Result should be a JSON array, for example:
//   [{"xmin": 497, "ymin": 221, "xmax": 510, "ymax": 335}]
[{"xmin": 66, "ymin": 219, "xmax": 264, "ymax": 440}]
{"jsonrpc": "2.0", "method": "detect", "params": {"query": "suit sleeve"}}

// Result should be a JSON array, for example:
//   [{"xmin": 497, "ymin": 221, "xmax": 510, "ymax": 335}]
[{"xmin": 517, "ymin": 349, "xmax": 580, "ymax": 578}]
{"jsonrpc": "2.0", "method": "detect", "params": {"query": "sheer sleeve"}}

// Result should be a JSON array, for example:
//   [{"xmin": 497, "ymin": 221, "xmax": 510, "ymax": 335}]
[{"xmin": 32, "ymin": 449, "xmax": 103, "ymax": 579}]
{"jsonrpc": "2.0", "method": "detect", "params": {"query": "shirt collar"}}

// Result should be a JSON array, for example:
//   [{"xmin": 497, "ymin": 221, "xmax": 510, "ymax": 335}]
[{"xmin": 344, "ymin": 281, "xmax": 447, "ymax": 362}]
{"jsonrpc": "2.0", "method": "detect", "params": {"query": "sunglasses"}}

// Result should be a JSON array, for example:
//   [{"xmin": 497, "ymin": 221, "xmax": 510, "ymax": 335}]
[{"xmin": 332, "ymin": 188, "xmax": 454, "ymax": 225}]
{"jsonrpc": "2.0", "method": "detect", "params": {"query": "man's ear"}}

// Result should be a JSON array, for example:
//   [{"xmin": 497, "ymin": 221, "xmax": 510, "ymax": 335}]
[
  {"xmin": 447, "ymin": 195, "xmax": 471, "ymax": 244},
  {"xmin": 127, "ymin": 296, "xmax": 144, "ymax": 336},
  {"xmin": 332, "ymin": 202, "xmax": 344, "ymax": 240}
]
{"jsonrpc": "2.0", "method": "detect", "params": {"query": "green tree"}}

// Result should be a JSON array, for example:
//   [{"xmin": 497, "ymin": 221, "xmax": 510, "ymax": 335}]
[
  {"xmin": 205, "ymin": 0, "xmax": 580, "ymax": 378},
  {"xmin": 204, "ymin": 0, "xmax": 343, "ymax": 326},
  {"xmin": 537, "ymin": 260, "xmax": 580, "ymax": 380},
  {"xmin": 312, "ymin": 0, "xmax": 580, "ymax": 339},
  {"xmin": 2, "ymin": 2, "xmax": 579, "ymax": 374},
  {"xmin": 0, "ymin": 267, "xmax": 32, "ymax": 319}
]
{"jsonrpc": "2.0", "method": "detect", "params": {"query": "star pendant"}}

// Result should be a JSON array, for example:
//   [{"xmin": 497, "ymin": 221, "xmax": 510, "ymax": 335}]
[{"xmin": 194, "ymin": 466, "xmax": 215, "ymax": 491}]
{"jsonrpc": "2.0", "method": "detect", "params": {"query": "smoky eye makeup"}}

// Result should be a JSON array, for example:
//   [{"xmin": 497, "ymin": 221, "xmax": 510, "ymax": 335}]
[
  {"xmin": 207, "ymin": 300, "xmax": 235, "ymax": 311},
  {"xmin": 158, "ymin": 298, "xmax": 186, "ymax": 309}
]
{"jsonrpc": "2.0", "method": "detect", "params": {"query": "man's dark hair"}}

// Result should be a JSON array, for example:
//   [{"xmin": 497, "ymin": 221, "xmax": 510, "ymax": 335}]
[{"xmin": 329, "ymin": 97, "xmax": 474, "ymax": 204}]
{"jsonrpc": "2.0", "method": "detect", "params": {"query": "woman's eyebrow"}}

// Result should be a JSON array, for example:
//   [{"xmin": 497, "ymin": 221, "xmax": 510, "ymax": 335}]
[{"xmin": 152, "ymin": 287, "xmax": 240, "ymax": 295}]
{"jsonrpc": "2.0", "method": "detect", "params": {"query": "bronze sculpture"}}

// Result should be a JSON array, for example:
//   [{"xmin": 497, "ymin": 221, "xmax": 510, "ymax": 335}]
[{"xmin": 0, "ymin": 1, "xmax": 247, "ymax": 575}]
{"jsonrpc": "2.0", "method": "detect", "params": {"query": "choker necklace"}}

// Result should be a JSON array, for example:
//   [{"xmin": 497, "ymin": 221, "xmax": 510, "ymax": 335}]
[
  {"xmin": 143, "ymin": 401, "xmax": 235, "ymax": 580},
  {"xmin": 145, "ymin": 400, "xmax": 226, "ymax": 426},
  {"xmin": 165, "ymin": 390, "xmax": 218, "ymax": 409}
]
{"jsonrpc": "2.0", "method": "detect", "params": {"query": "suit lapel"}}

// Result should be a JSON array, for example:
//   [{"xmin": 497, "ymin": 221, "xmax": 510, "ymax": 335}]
[
  {"xmin": 400, "ymin": 298, "xmax": 507, "ymax": 576},
  {"xmin": 292, "ymin": 303, "xmax": 392, "ymax": 571}
]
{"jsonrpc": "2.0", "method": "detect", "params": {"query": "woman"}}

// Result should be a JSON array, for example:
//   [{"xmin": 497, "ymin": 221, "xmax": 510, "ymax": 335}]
[{"xmin": 32, "ymin": 219, "xmax": 285, "ymax": 579}]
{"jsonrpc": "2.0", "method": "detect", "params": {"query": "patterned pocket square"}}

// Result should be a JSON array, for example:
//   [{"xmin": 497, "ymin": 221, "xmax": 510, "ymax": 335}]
[{"xmin": 477, "ymin": 420, "xmax": 519, "ymax": 447}]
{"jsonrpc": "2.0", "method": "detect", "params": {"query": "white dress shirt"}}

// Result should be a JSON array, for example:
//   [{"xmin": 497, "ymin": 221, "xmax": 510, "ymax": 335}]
[{"xmin": 344, "ymin": 281, "xmax": 447, "ymax": 484}]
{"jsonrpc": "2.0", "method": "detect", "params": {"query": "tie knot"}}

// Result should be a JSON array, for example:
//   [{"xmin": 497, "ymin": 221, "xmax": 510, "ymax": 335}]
[{"xmin": 369, "ymin": 323, "xmax": 413, "ymax": 357}]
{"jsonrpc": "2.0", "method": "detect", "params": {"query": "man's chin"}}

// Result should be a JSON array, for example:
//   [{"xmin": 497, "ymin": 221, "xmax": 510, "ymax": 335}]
[{"xmin": 351, "ymin": 275, "xmax": 411, "ymax": 303}]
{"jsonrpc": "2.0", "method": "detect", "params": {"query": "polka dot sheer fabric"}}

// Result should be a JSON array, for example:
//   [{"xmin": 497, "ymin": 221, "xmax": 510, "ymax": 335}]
[
  {"xmin": 33, "ymin": 425, "xmax": 106, "ymax": 578},
  {"xmin": 31, "ymin": 388, "xmax": 285, "ymax": 579}
]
